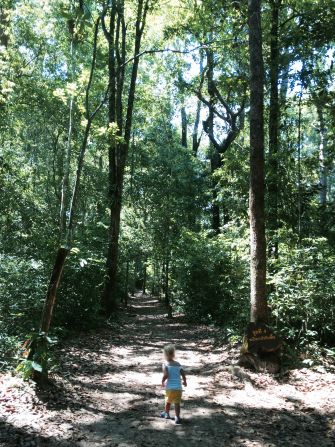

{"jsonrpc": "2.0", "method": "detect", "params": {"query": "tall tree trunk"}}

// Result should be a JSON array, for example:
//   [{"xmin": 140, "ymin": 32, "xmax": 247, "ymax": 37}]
[
  {"xmin": 164, "ymin": 258, "xmax": 172, "ymax": 318},
  {"xmin": 207, "ymin": 49, "xmax": 221, "ymax": 234},
  {"xmin": 316, "ymin": 103, "xmax": 327, "ymax": 206},
  {"xmin": 297, "ymin": 89, "xmax": 302, "ymax": 242},
  {"xmin": 248, "ymin": 0, "xmax": 267, "ymax": 323},
  {"xmin": 181, "ymin": 106, "xmax": 187, "ymax": 148},
  {"xmin": 192, "ymin": 98, "xmax": 201, "ymax": 155},
  {"xmin": 103, "ymin": 0, "xmax": 149, "ymax": 314},
  {"xmin": 268, "ymin": 0, "xmax": 281, "ymax": 258},
  {"xmin": 124, "ymin": 260, "xmax": 129, "ymax": 306},
  {"xmin": 192, "ymin": 54, "xmax": 203, "ymax": 156},
  {"xmin": 142, "ymin": 261, "xmax": 147, "ymax": 295},
  {"xmin": 60, "ymin": 28, "xmax": 76, "ymax": 238}
]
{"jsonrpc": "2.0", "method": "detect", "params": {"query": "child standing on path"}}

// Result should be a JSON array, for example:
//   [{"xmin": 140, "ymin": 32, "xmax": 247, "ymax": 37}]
[{"xmin": 160, "ymin": 344, "xmax": 187, "ymax": 424}]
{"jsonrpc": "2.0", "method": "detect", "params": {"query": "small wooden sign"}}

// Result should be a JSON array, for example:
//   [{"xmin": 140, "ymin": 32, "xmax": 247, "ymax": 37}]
[{"xmin": 243, "ymin": 322, "xmax": 281, "ymax": 355}]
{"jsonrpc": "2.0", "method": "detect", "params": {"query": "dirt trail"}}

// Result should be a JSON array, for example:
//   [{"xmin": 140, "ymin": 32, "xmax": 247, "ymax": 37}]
[{"xmin": 1, "ymin": 294, "xmax": 334, "ymax": 447}]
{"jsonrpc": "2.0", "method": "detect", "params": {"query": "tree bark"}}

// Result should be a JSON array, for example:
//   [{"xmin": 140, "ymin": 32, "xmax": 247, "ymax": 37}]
[
  {"xmin": 192, "ymin": 54, "xmax": 203, "ymax": 156},
  {"xmin": 268, "ymin": 0, "xmax": 281, "ymax": 258},
  {"xmin": 181, "ymin": 106, "xmax": 187, "ymax": 148},
  {"xmin": 297, "ymin": 89, "xmax": 302, "ymax": 242},
  {"xmin": 248, "ymin": 0, "xmax": 267, "ymax": 323},
  {"xmin": 164, "ymin": 258, "xmax": 172, "ymax": 318},
  {"xmin": 124, "ymin": 260, "xmax": 129, "ymax": 306},
  {"xmin": 316, "ymin": 102, "xmax": 327, "ymax": 206},
  {"xmin": 60, "ymin": 31, "xmax": 76, "ymax": 239},
  {"xmin": 103, "ymin": 0, "xmax": 149, "ymax": 314},
  {"xmin": 142, "ymin": 261, "xmax": 147, "ymax": 295},
  {"xmin": 40, "ymin": 248, "xmax": 69, "ymax": 333},
  {"xmin": 207, "ymin": 49, "xmax": 221, "ymax": 234}
]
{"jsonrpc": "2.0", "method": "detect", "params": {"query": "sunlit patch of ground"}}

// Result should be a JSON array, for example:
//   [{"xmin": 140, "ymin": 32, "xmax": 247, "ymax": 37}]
[{"xmin": 1, "ymin": 294, "xmax": 334, "ymax": 447}]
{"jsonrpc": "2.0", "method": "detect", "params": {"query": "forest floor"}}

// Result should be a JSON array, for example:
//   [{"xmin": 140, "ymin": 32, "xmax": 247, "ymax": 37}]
[{"xmin": 1, "ymin": 294, "xmax": 335, "ymax": 447}]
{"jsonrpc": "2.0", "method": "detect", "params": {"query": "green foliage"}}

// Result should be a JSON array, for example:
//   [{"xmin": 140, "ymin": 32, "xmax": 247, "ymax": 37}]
[
  {"xmin": 269, "ymin": 238, "xmax": 335, "ymax": 347},
  {"xmin": 16, "ymin": 332, "xmax": 57, "ymax": 380},
  {"xmin": 171, "ymin": 229, "xmax": 249, "ymax": 327},
  {"xmin": 0, "ymin": 255, "xmax": 47, "ymax": 335},
  {"xmin": 54, "ymin": 250, "xmax": 105, "ymax": 330}
]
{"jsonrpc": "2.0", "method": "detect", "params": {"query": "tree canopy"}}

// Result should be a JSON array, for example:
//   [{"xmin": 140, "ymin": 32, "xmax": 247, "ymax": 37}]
[{"xmin": 1, "ymin": 0, "xmax": 335, "ymax": 376}]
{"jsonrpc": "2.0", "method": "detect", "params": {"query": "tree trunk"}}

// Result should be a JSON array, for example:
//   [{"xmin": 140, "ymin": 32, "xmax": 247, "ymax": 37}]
[
  {"xmin": 268, "ymin": 0, "xmax": 281, "ymax": 258},
  {"xmin": 103, "ymin": 152, "xmax": 124, "ymax": 312},
  {"xmin": 60, "ymin": 33, "xmax": 76, "ymax": 239},
  {"xmin": 164, "ymin": 258, "xmax": 172, "ymax": 318},
  {"xmin": 207, "ymin": 49, "xmax": 221, "ymax": 234},
  {"xmin": 181, "ymin": 106, "xmax": 187, "ymax": 148},
  {"xmin": 142, "ymin": 263, "xmax": 147, "ymax": 295},
  {"xmin": 248, "ymin": 0, "xmax": 267, "ymax": 323},
  {"xmin": 316, "ymin": 103, "xmax": 327, "ymax": 206},
  {"xmin": 192, "ymin": 99, "xmax": 201, "ymax": 155},
  {"xmin": 39, "ymin": 18, "xmax": 103, "ymax": 335},
  {"xmin": 297, "ymin": 89, "xmax": 302, "ymax": 242},
  {"xmin": 40, "ymin": 248, "xmax": 69, "ymax": 333},
  {"xmin": 211, "ymin": 150, "xmax": 221, "ymax": 232},
  {"xmin": 192, "ymin": 54, "xmax": 203, "ymax": 156},
  {"xmin": 103, "ymin": 0, "xmax": 148, "ymax": 314},
  {"xmin": 124, "ymin": 260, "xmax": 129, "ymax": 307}
]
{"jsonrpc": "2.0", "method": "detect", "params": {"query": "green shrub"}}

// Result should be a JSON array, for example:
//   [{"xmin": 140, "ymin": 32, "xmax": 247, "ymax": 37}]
[
  {"xmin": 269, "ymin": 238, "xmax": 335, "ymax": 347},
  {"xmin": 171, "ymin": 229, "xmax": 249, "ymax": 327},
  {"xmin": 53, "ymin": 251, "xmax": 105, "ymax": 330},
  {"xmin": 0, "ymin": 255, "xmax": 47, "ymax": 335}
]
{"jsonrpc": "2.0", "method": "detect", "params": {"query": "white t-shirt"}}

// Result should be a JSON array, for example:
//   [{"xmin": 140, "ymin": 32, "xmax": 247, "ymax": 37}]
[{"xmin": 164, "ymin": 361, "xmax": 183, "ymax": 390}]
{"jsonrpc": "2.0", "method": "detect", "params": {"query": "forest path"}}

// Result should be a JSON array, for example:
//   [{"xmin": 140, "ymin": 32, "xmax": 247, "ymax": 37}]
[{"xmin": 1, "ymin": 294, "xmax": 335, "ymax": 447}]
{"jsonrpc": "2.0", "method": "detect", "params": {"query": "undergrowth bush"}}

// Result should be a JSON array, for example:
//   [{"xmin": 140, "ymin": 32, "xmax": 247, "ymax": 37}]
[
  {"xmin": 0, "ymin": 255, "xmax": 47, "ymax": 335},
  {"xmin": 54, "ymin": 250, "xmax": 105, "ymax": 331},
  {"xmin": 171, "ymin": 229, "xmax": 249, "ymax": 328},
  {"xmin": 269, "ymin": 238, "xmax": 335, "ymax": 348}
]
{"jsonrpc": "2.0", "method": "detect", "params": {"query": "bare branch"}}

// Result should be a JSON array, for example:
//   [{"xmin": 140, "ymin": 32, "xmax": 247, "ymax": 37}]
[{"xmin": 195, "ymin": 90, "xmax": 227, "ymax": 123}]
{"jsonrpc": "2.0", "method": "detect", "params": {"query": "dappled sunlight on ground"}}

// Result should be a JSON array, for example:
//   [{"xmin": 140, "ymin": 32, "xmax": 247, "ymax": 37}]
[{"xmin": 1, "ymin": 293, "xmax": 334, "ymax": 446}]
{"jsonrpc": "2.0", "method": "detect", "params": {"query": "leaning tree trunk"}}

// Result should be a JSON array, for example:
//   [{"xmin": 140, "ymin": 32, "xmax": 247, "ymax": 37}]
[
  {"xmin": 248, "ymin": 0, "xmax": 267, "ymax": 324},
  {"xmin": 40, "ymin": 248, "xmax": 69, "ymax": 333},
  {"xmin": 39, "ymin": 18, "xmax": 104, "ymax": 335},
  {"xmin": 27, "ymin": 18, "xmax": 106, "ymax": 384}
]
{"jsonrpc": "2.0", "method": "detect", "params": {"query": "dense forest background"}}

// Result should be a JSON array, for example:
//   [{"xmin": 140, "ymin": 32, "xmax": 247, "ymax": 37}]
[{"xmin": 1, "ymin": 0, "xmax": 335, "ymax": 372}]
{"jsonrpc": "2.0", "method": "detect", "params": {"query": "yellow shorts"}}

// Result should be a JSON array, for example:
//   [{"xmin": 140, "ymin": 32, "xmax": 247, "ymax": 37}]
[{"xmin": 165, "ymin": 390, "xmax": 182, "ymax": 404}]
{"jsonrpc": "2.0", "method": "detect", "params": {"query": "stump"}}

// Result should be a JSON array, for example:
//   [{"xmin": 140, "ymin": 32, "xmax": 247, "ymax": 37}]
[{"xmin": 239, "ymin": 322, "xmax": 282, "ymax": 373}]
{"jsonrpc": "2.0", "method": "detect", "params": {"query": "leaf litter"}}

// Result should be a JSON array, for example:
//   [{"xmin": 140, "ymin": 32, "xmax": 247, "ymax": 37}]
[{"xmin": 0, "ymin": 294, "xmax": 334, "ymax": 447}]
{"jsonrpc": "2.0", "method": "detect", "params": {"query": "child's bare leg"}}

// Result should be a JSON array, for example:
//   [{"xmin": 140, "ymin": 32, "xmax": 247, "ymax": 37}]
[
  {"xmin": 175, "ymin": 403, "xmax": 180, "ymax": 418},
  {"xmin": 165, "ymin": 402, "xmax": 171, "ymax": 415}
]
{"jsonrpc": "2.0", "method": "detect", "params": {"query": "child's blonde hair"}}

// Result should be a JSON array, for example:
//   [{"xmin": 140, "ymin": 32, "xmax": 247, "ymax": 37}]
[{"xmin": 163, "ymin": 344, "xmax": 175, "ymax": 360}]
